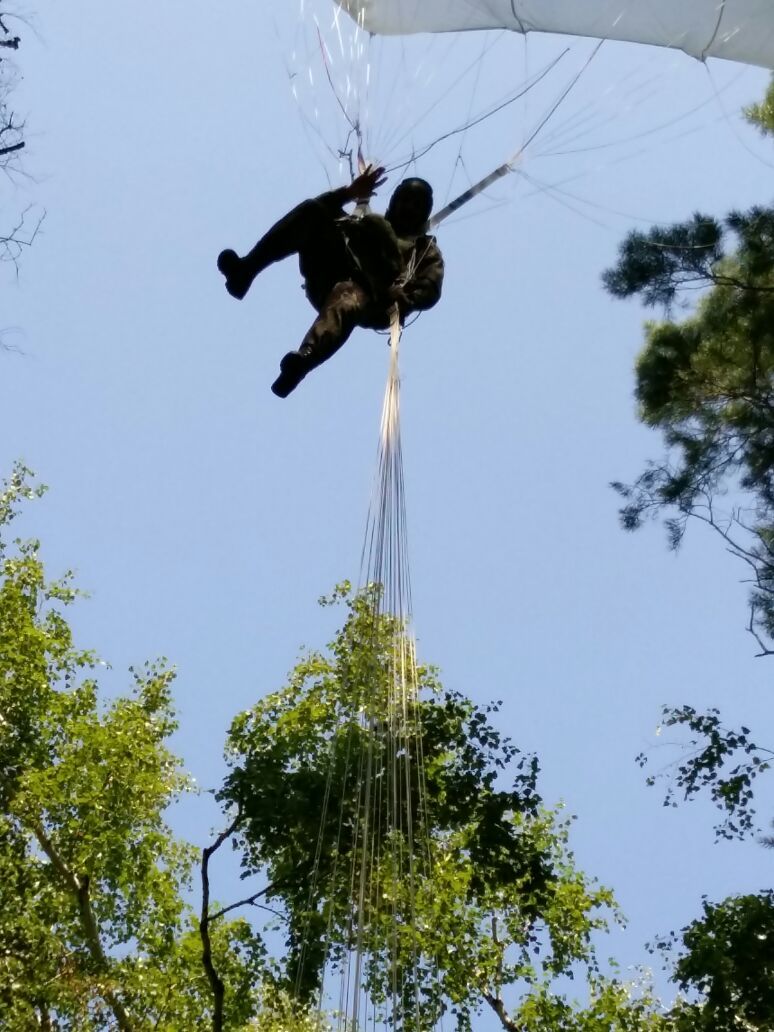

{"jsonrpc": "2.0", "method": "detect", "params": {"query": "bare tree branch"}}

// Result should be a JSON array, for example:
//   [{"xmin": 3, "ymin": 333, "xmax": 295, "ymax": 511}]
[
  {"xmin": 200, "ymin": 815, "xmax": 241, "ymax": 1032},
  {"xmin": 0, "ymin": 203, "xmax": 45, "ymax": 268},
  {"xmin": 0, "ymin": 5, "xmax": 41, "ymax": 278},
  {"xmin": 209, "ymin": 884, "xmax": 283, "ymax": 923}
]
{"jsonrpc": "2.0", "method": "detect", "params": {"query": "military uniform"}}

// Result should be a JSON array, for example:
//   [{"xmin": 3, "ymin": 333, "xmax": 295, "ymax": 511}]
[{"xmin": 218, "ymin": 186, "xmax": 444, "ymax": 396}]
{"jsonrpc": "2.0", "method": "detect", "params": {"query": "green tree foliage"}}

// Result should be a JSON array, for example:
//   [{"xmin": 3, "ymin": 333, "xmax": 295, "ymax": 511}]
[
  {"xmin": 0, "ymin": 465, "xmax": 262, "ymax": 1030},
  {"xmin": 3, "ymin": 468, "xmax": 732, "ymax": 1030},
  {"xmin": 249, "ymin": 988, "xmax": 329, "ymax": 1032},
  {"xmin": 745, "ymin": 75, "xmax": 774, "ymax": 136},
  {"xmin": 657, "ymin": 892, "xmax": 774, "ymax": 1031},
  {"xmin": 220, "ymin": 585, "xmax": 666, "ymax": 1032}
]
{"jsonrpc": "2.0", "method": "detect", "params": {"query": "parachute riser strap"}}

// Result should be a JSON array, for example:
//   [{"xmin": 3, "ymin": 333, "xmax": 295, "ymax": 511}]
[{"xmin": 427, "ymin": 154, "xmax": 521, "ymax": 230}]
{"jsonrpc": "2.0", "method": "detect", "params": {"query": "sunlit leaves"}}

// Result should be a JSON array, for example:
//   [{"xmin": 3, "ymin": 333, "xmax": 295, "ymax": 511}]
[
  {"xmin": 745, "ymin": 75, "xmax": 774, "ymax": 137},
  {"xmin": 0, "ymin": 467, "xmax": 261, "ymax": 1029}
]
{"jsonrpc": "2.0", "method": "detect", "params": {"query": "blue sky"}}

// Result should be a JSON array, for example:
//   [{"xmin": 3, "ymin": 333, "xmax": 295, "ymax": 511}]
[{"xmin": 4, "ymin": 0, "xmax": 774, "ymax": 1014}]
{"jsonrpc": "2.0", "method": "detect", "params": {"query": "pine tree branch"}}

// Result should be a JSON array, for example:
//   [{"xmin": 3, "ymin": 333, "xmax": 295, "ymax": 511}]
[{"xmin": 29, "ymin": 819, "xmax": 135, "ymax": 1032}]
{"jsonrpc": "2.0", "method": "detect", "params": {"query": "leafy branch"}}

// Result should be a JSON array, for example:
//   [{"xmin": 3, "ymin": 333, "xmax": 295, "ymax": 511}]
[{"xmin": 637, "ymin": 705, "xmax": 774, "ymax": 841}]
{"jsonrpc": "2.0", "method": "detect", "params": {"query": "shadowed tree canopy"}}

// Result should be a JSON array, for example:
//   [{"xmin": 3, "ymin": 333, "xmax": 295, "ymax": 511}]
[{"xmin": 657, "ymin": 891, "xmax": 774, "ymax": 1032}]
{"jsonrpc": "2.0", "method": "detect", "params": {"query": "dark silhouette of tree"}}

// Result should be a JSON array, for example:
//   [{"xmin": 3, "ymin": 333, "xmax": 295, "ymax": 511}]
[
  {"xmin": 603, "ymin": 81, "xmax": 774, "ymax": 656},
  {"xmin": 656, "ymin": 892, "xmax": 774, "ymax": 1032}
]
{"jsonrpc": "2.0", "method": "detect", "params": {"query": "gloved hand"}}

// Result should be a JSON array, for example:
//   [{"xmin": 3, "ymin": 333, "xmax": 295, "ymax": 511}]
[{"xmin": 345, "ymin": 164, "xmax": 387, "ymax": 204}]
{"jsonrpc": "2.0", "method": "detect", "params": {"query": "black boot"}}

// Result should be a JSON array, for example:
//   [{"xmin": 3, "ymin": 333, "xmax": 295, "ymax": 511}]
[
  {"xmin": 271, "ymin": 350, "xmax": 313, "ymax": 398},
  {"xmin": 217, "ymin": 249, "xmax": 253, "ymax": 300}
]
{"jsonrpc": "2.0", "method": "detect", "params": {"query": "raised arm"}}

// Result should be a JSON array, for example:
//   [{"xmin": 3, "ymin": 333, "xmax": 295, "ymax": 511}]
[{"xmin": 315, "ymin": 165, "xmax": 387, "ymax": 214}]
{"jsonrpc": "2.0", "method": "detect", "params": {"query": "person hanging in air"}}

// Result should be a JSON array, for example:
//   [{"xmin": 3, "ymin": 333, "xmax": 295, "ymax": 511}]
[{"xmin": 216, "ymin": 166, "xmax": 444, "ymax": 397}]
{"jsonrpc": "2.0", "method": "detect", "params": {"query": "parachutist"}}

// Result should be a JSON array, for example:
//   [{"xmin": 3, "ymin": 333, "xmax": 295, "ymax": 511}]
[{"xmin": 217, "ymin": 167, "xmax": 444, "ymax": 398}]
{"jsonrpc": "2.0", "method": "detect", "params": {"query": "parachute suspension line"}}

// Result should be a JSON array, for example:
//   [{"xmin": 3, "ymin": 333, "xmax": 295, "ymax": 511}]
[
  {"xmin": 426, "ymin": 39, "xmax": 604, "ymax": 229},
  {"xmin": 530, "ymin": 44, "xmax": 697, "ymax": 160},
  {"xmin": 375, "ymin": 30, "xmax": 512, "ymax": 167},
  {"xmin": 517, "ymin": 147, "xmax": 693, "ymax": 226},
  {"xmin": 295, "ymin": 311, "xmax": 421, "ymax": 1015},
  {"xmin": 316, "ymin": 23, "xmax": 366, "ymax": 172},
  {"xmin": 372, "ymin": 310, "xmax": 427, "ymax": 1030},
  {"xmin": 442, "ymin": 32, "xmax": 492, "ymax": 208},
  {"xmin": 277, "ymin": 1, "xmax": 345, "ymax": 179},
  {"xmin": 510, "ymin": 61, "xmax": 759, "ymax": 227},
  {"xmin": 361, "ymin": 307, "xmax": 435, "ymax": 1029},
  {"xmin": 302, "ymin": 309, "xmax": 436, "ymax": 1032},
  {"xmin": 385, "ymin": 47, "xmax": 570, "ymax": 177},
  {"xmin": 515, "ymin": 167, "xmax": 611, "ymax": 229},
  {"xmin": 295, "ymin": 720, "xmax": 358, "ymax": 1000},
  {"xmin": 534, "ymin": 76, "xmax": 732, "ymax": 159},
  {"xmin": 520, "ymin": 39, "xmax": 605, "ymax": 152},
  {"xmin": 352, "ymin": 709, "xmax": 376, "ymax": 1032}
]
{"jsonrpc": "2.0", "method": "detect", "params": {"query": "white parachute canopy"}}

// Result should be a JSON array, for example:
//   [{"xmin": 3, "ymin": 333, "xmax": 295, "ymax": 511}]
[{"xmin": 338, "ymin": 0, "xmax": 774, "ymax": 70}]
